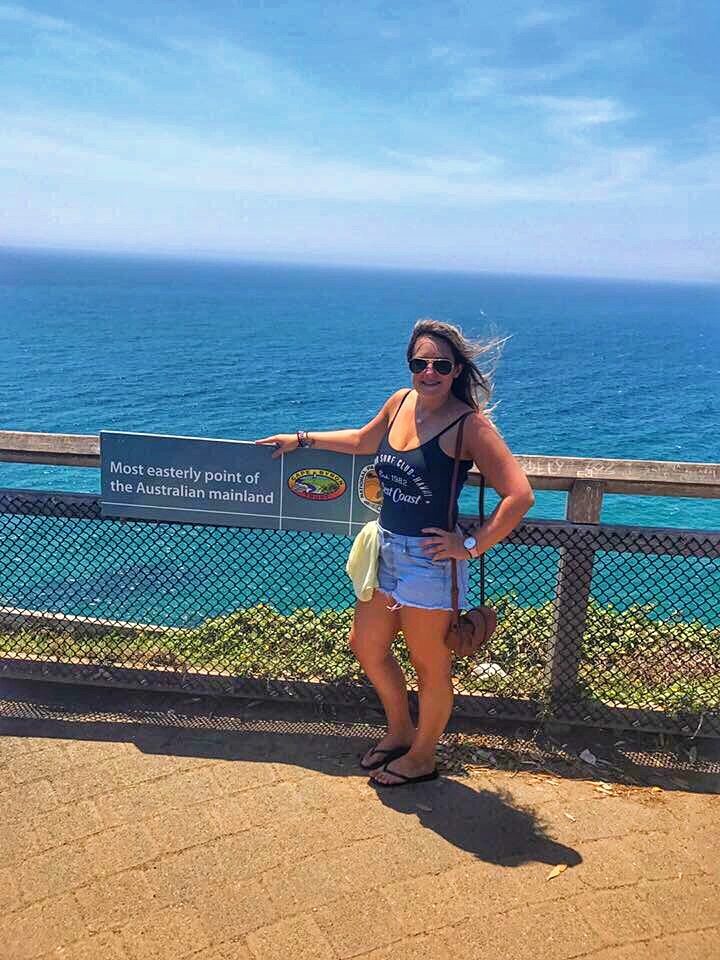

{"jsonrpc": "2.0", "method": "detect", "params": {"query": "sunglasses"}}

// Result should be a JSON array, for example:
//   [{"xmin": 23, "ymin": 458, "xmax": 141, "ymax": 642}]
[{"xmin": 408, "ymin": 357, "xmax": 455, "ymax": 376}]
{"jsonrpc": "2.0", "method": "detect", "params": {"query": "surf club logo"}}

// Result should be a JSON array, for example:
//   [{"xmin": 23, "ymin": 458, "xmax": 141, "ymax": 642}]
[
  {"xmin": 357, "ymin": 464, "xmax": 382, "ymax": 513},
  {"xmin": 287, "ymin": 468, "xmax": 347, "ymax": 501}
]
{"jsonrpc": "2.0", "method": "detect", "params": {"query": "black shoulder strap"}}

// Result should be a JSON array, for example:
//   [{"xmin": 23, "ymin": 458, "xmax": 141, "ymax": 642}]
[
  {"xmin": 387, "ymin": 390, "xmax": 411, "ymax": 430},
  {"xmin": 434, "ymin": 411, "xmax": 472, "ymax": 441}
]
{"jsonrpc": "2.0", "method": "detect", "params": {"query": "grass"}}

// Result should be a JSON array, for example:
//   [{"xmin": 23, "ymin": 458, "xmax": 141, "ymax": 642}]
[{"xmin": 1, "ymin": 597, "xmax": 718, "ymax": 718}]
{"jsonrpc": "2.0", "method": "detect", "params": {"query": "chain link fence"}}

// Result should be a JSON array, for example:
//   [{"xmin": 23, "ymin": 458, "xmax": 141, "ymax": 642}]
[{"xmin": 1, "ymin": 488, "xmax": 718, "ymax": 737}]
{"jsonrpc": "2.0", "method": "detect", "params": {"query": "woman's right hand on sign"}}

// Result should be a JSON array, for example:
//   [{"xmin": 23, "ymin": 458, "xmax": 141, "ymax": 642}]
[{"xmin": 254, "ymin": 434, "xmax": 298, "ymax": 459}]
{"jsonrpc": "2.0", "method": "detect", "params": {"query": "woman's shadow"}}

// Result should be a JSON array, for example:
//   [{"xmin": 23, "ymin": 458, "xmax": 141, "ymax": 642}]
[
  {"xmin": 369, "ymin": 773, "xmax": 581, "ymax": 868},
  {"xmin": 0, "ymin": 676, "xmax": 580, "ymax": 869}
]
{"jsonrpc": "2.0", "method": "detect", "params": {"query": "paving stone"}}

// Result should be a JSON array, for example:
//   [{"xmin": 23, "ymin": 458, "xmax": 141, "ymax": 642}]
[
  {"xmin": 17, "ymin": 842, "xmax": 90, "ymax": 903},
  {"xmin": 671, "ymin": 823, "xmax": 720, "ymax": 878},
  {"xmin": 94, "ymin": 767, "xmax": 219, "ymax": 827},
  {"xmin": 269, "ymin": 760, "xmax": 336, "ymax": 783},
  {"xmin": 210, "ymin": 758, "xmax": 283, "ymax": 795},
  {"xmin": 576, "ymin": 945, "xmax": 653, "ymax": 960},
  {"xmin": 500, "ymin": 774, "xmax": 569, "ymax": 806},
  {"xmin": 148, "ymin": 830, "xmax": 283, "ymax": 904},
  {"xmin": 3, "ymin": 778, "xmax": 59, "ymax": 822},
  {"xmin": 313, "ymin": 890, "xmax": 406, "ymax": 958},
  {"xmin": 266, "ymin": 807, "xmax": 353, "ymax": 862},
  {"xmin": 8, "ymin": 742, "xmax": 76, "ymax": 784},
  {"xmin": 293, "ymin": 771, "xmax": 364, "ymax": 811},
  {"xmin": 0, "ymin": 733, "xmax": 56, "ymax": 761},
  {"xmin": 400, "ymin": 822, "xmax": 471, "ymax": 873},
  {"xmin": 627, "ymin": 830, "xmax": 705, "ymax": 882},
  {"xmin": 348, "ymin": 934, "xmax": 442, "ymax": 960},
  {"xmin": 383, "ymin": 869, "xmax": 484, "ymax": 935},
  {"xmin": 582, "ymin": 933, "xmax": 720, "ymax": 960},
  {"xmin": 48, "ymin": 931, "xmax": 130, "ymax": 960},
  {"xmin": 192, "ymin": 878, "xmax": 281, "ymax": 941},
  {"xmin": 573, "ymin": 835, "xmax": 647, "ymax": 889},
  {"xmin": 0, "ymin": 893, "xmax": 86, "ymax": 960},
  {"xmin": 113, "ymin": 747, "xmax": 214, "ymax": 785},
  {"xmin": 190, "ymin": 944, "xmax": 253, "ymax": 960},
  {"xmin": 146, "ymin": 802, "xmax": 225, "ymax": 855},
  {"xmin": 208, "ymin": 779, "xmax": 306, "ymax": 832},
  {"xmin": 33, "ymin": 799, "xmax": 105, "ymax": 854},
  {"xmin": 0, "ymin": 864, "xmax": 23, "ymax": 912},
  {"xmin": 147, "ymin": 840, "xmax": 229, "ymax": 903},
  {"xmin": 75, "ymin": 868, "xmax": 159, "ymax": 931},
  {"xmin": 438, "ymin": 898, "xmax": 602, "ymax": 960},
  {"xmin": 60, "ymin": 738, "xmax": 135, "ymax": 766},
  {"xmin": 0, "ymin": 816, "xmax": 40, "ymax": 864},
  {"xmin": 542, "ymin": 795, "xmax": 665, "ymax": 844},
  {"xmin": 665, "ymin": 792, "xmax": 719, "ymax": 830},
  {"xmin": 638, "ymin": 876, "xmax": 720, "ymax": 934},
  {"xmin": 572, "ymin": 886, "xmax": 664, "ymax": 945},
  {"xmin": 120, "ymin": 903, "xmax": 212, "ymax": 960},
  {"xmin": 81, "ymin": 820, "xmax": 161, "ymax": 877},
  {"xmin": 647, "ymin": 927, "xmax": 719, "ymax": 959},
  {"xmin": 261, "ymin": 834, "xmax": 436, "ymax": 914},
  {"xmin": 261, "ymin": 848, "xmax": 361, "ymax": 913},
  {"xmin": 326, "ymin": 795, "xmax": 416, "ymax": 844},
  {"xmin": 447, "ymin": 857, "xmax": 585, "ymax": 914},
  {"xmin": 246, "ymin": 915, "xmax": 336, "ymax": 960},
  {"xmin": 225, "ymin": 822, "xmax": 297, "ymax": 872},
  {"xmin": 52, "ymin": 758, "xmax": 128, "ymax": 804}
]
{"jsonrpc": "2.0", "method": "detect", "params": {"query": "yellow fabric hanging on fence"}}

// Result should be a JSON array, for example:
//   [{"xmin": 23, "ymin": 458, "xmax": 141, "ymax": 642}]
[{"xmin": 345, "ymin": 520, "xmax": 380, "ymax": 602}]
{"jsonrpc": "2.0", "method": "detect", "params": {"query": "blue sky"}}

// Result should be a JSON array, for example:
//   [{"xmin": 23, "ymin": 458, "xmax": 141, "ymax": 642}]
[{"xmin": 2, "ymin": 1, "xmax": 719, "ymax": 280}]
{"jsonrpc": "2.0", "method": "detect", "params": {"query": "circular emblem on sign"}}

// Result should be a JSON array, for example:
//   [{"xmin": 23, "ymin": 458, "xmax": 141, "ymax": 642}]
[
  {"xmin": 358, "ymin": 464, "xmax": 382, "ymax": 513},
  {"xmin": 288, "ymin": 468, "xmax": 347, "ymax": 501}
]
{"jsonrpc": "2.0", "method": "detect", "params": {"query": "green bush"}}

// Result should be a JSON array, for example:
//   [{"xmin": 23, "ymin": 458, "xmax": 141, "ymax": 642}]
[{"xmin": 1, "ymin": 595, "xmax": 718, "ymax": 717}]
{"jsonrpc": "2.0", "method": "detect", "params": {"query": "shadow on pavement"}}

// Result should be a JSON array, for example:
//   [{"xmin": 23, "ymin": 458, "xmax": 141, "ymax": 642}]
[{"xmin": 0, "ymin": 677, "xmax": 592, "ymax": 872}]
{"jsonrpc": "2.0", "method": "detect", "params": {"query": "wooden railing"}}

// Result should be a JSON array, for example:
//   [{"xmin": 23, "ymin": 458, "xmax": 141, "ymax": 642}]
[{"xmin": 2, "ymin": 430, "xmax": 719, "ymax": 524}]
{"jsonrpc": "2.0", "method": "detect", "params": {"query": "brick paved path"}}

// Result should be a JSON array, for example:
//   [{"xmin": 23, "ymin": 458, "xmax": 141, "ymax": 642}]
[{"xmin": 1, "ymin": 689, "xmax": 718, "ymax": 960}]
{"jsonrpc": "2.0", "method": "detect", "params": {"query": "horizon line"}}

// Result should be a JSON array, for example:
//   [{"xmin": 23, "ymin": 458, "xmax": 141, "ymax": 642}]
[{"xmin": 2, "ymin": 241, "xmax": 718, "ymax": 289}]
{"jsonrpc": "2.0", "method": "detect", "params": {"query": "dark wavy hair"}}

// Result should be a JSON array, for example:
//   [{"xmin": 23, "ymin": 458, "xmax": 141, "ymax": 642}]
[{"xmin": 406, "ymin": 318, "xmax": 503, "ymax": 412}]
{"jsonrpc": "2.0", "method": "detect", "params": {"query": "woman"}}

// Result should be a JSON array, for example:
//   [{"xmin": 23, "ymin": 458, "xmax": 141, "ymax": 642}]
[{"xmin": 256, "ymin": 319, "xmax": 534, "ymax": 787}]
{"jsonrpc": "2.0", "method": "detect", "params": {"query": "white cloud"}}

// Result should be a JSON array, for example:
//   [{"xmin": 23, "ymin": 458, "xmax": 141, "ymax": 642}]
[
  {"xmin": 517, "ymin": 6, "xmax": 581, "ymax": 29},
  {"xmin": 383, "ymin": 149, "xmax": 503, "ymax": 178},
  {"xmin": 0, "ymin": 3, "xmax": 68, "ymax": 31},
  {"xmin": 163, "ymin": 36, "xmax": 314, "ymax": 103},
  {"xmin": 451, "ymin": 68, "xmax": 498, "ymax": 99},
  {"xmin": 521, "ymin": 95, "xmax": 633, "ymax": 130},
  {"xmin": 0, "ymin": 107, "xmax": 691, "ymax": 210}
]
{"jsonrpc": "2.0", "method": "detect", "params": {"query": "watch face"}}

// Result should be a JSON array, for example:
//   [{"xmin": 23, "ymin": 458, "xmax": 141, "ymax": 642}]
[{"xmin": 463, "ymin": 536, "xmax": 476, "ymax": 550}]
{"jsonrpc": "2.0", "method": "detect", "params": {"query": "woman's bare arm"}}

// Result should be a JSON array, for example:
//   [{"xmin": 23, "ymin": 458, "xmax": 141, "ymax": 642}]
[
  {"xmin": 255, "ymin": 389, "xmax": 407, "ymax": 458},
  {"xmin": 462, "ymin": 413, "xmax": 534, "ymax": 554}
]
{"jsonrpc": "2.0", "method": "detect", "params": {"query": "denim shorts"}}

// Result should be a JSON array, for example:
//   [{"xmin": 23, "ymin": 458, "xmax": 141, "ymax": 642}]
[{"xmin": 377, "ymin": 524, "xmax": 469, "ymax": 611}]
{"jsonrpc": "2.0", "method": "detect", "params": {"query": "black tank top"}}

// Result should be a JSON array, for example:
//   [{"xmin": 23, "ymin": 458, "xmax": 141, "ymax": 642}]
[{"xmin": 374, "ymin": 391, "xmax": 473, "ymax": 536}]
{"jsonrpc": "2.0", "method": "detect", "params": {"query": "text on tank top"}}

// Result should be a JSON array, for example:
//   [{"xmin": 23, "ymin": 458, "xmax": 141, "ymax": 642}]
[{"xmin": 374, "ymin": 391, "xmax": 473, "ymax": 536}]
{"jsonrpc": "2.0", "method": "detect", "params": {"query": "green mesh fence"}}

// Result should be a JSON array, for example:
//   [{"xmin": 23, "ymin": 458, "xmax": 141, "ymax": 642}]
[{"xmin": 1, "ymin": 488, "xmax": 718, "ymax": 737}]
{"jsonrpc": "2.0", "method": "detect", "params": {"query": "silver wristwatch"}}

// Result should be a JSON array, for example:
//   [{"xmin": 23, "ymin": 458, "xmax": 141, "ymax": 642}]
[
  {"xmin": 296, "ymin": 430, "xmax": 314, "ymax": 448},
  {"xmin": 463, "ymin": 534, "xmax": 477, "ymax": 559}
]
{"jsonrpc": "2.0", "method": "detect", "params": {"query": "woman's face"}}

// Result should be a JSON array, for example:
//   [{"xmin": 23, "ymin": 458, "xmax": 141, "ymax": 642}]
[{"xmin": 409, "ymin": 335, "xmax": 460, "ymax": 402}]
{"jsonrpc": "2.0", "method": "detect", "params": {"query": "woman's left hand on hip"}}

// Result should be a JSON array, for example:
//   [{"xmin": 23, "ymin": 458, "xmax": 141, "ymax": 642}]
[{"xmin": 420, "ymin": 528, "xmax": 468, "ymax": 561}]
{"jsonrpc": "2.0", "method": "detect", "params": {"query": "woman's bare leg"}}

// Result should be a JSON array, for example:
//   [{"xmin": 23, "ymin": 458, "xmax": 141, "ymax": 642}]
[
  {"xmin": 350, "ymin": 590, "xmax": 416, "ymax": 766},
  {"xmin": 371, "ymin": 605, "xmax": 453, "ymax": 784}
]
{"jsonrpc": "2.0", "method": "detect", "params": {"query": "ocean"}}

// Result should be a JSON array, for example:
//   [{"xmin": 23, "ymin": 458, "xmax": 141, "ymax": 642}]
[{"xmin": 0, "ymin": 248, "xmax": 718, "ymax": 624}]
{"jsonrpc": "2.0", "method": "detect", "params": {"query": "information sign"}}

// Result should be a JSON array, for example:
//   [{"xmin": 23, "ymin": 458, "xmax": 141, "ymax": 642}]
[{"xmin": 100, "ymin": 431, "xmax": 381, "ymax": 534}]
